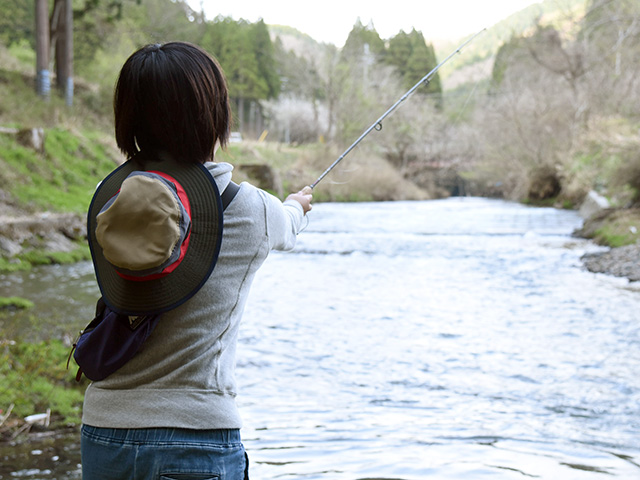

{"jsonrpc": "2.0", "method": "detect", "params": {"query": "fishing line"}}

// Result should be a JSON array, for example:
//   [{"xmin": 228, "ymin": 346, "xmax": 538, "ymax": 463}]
[
  {"xmin": 309, "ymin": 28, "xmax": 486, "ymax": 190},
  {"xmin": 449, "ymin": 48, "xmax": 500, "ymax": 126},
  {"xmin": 451, "ymin": 72, "xmax": 485, "ymax": 125}
]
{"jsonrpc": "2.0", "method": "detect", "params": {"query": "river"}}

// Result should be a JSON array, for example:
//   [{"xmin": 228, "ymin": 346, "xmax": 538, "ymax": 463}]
[{"xmin": 1, "ymin": 197, "xmax": 639, "ymax": 479}]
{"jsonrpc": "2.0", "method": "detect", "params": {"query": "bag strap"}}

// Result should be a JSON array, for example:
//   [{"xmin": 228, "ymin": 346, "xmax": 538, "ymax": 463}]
[
  {"xmin": 68, "ymin": 181, "xmax": 240, "ymax": 383},
  {"xmin": 221, "ymin": 181, "xmax": 239, "ymax": 211}
]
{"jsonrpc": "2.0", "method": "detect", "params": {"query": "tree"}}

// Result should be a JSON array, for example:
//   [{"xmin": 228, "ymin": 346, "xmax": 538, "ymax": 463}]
[
  {"xmin": 384, "ymin": 31, "xmax": 412, "ymax": 74},
  {"xmin": 33, "ymin": 0, "xmax": 72, "ymax": 103},
  {"xmin": 481, "ymin": 25, "xmax": 587, "ymax": 200},
  {"xmin": 249, "ymin": 20, "xmax": 280, "ymax": 100},
  {"xmin": 340, "ymin": 18, "xmax": 385, "ymax": 64},
  {"xmin": 405, "ymin": 31, "xmax": 441, "ymax": 103},
  {"xmin": 270, "ymin": 36, "xmax": 329, "ymax": 142},
  {"xmin": 31, "ymin": 0, "xmax": 144, "ymax": 104},
  {"xmin": 200, "ymin": 16, "xmax": 281, "ymax": 135},
  {"xmin": 580, "ymin": 0, "xmax": 640, "ymax": 116},
  {"xmin": 385, "ymin": 30, "xmax": 441, "ymax": 106},
  {"xmin": 0, "ymin": 0, "xmax": 34, "ymax": 46},
  {"xmin": 52, "ymin": 0, "xmax": 73, "ymax": 104},
  {"xmin": 35, "ymin": 0, "xmax": 50, "ymax": 98}
]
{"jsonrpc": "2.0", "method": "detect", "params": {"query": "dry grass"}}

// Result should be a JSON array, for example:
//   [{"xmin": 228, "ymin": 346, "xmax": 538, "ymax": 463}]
[
  {"xmin": 219, "ymin": 141, "xmax": 430, "ymax": 202},
  {"xmin": 563, "ymin": 116, "xmax": 640, "ymax": 207},
  {"xmin": 288, "ymin": 145, "xmax": 429, "ymax": 202}
]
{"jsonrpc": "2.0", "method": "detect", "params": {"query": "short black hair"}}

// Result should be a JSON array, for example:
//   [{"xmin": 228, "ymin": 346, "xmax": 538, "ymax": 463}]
[{"xmin": 114, "ymin": 42, "xmax": 231, "ymax": 164}]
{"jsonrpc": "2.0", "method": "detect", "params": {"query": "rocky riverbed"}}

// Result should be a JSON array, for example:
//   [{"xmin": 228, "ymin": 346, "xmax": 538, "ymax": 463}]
[
  {"xmin": 575, "ymin": 198, "xmax": 640, "ymax": 283},
  {"xmin": 581, "ymin": 242, "xmax": 640, "ymax": 282}
]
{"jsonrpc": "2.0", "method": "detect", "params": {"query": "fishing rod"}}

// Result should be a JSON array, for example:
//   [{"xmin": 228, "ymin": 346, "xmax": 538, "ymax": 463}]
[{"xmin": 309, "ymin": 28, "xmax": 486, "ymax": 190}]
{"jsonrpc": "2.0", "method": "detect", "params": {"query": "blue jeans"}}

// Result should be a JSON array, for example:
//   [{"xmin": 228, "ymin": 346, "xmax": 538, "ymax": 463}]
[{"xmin": 81, "ymin": 425, "xmax": 249, "ymax": 480}]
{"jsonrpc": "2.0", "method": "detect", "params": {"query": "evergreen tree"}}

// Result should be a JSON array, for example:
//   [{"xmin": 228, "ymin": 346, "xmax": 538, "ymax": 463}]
[
  {"xmin": 385, "ymin": 30, "xmax": 441, "ymax": 103},
  {"xmin": 0, "ymin": 0, "xmax": 33, "ymax": 46},
  {"xmin": 385, "ymin": 31, "xmax": 412, "ymax": 78},
  {"xmin": 202, "ymin": 17, "xmax": 279, "ymax": 102},
  {"xmin": 249, "ymin": 20, "xmax": 280, "ymax": 100},
  {"xmin": 200, "ymin": 15, "xmax": 281, "ymax": 132},
  {"xmin": 340, "ymin": 18, "xmax": 385, "ymax": 64}
]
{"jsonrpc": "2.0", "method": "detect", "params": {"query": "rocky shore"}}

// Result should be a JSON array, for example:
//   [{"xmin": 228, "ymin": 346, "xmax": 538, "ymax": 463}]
[
  {"xmin": 581, "ymin": 242, "xmax": 640, "ymax": 283},
  {"xmin": 575, "ymin": 192, "xmax": 640, "ymax": 283}
]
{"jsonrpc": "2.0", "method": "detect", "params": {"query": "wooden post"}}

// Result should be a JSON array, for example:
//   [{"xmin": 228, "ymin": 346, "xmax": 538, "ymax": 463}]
[{"xmin": 35, "ymin": 0, "xmax": 50, "ymax": 98}]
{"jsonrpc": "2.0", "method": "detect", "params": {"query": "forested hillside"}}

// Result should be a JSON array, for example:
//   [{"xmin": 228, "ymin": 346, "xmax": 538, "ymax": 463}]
[{"xmin": 0, "ymin": 0, "xmax": 639, "ymax": 246}]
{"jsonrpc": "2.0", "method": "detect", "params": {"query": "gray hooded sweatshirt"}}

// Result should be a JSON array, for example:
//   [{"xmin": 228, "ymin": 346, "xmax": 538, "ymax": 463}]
[{"xmin": 81, "ymin": 162, "xmax": 304, "ymax": 429}]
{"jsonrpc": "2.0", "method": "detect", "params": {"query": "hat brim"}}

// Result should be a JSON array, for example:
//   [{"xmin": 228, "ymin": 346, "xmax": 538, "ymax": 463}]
[{"xmin": 87, "ymin": 153, "xmax": 223, "ymax": 316}]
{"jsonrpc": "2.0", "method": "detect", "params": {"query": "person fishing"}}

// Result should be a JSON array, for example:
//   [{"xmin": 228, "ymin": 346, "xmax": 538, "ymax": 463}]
[{"xmin": 79, "ymin": 41, "xmax": 312, "ymax": 479}]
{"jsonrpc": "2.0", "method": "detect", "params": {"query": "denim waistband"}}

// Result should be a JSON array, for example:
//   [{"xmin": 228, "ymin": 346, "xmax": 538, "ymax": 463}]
[{"xmin": 81, "ymin": 424, "xmax": 242, "ymax": 446}]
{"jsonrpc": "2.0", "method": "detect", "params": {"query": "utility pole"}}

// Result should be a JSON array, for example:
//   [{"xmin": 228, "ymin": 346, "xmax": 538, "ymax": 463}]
[
  {"xmin": 35, "ymin": 0, "xmax": 50, "ymax": 98},
  {"xmin": 63, "ymin": 0, "xmax": 74, "ymax": 106},
  {"xmin": 51, "ymin": 0, "xmax": 74, "ymax": 106}
]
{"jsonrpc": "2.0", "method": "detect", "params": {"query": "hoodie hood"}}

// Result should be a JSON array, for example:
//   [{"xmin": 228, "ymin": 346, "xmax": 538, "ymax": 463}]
[{"xmin": 204, "ymin": 161, "xmax": 234, "ymax": 193}]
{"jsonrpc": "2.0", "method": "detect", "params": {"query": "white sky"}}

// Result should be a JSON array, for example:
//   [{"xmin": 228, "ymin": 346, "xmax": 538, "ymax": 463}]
[{"xmin": 186, "ymin": 0, "xmax": 543, "ymax": 45}]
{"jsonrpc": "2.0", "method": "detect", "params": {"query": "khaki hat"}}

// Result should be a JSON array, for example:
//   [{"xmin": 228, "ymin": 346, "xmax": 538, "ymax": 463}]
[{"xmin": 87, "ymin": 152, "xmax": 223, "ymax": 315}]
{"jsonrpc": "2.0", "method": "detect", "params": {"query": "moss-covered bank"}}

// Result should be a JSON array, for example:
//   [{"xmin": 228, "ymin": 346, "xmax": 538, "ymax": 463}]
[
  {"xmin": 576, "ymin": 208, "xmax": 640, "ymax": 248},
  {"xmin": 576, "ymin": 208, "xmax": 640, "ymax": 282},
  {"xmin": 0, "ymin": 338, "xmax": 88, "ymax": 439}
]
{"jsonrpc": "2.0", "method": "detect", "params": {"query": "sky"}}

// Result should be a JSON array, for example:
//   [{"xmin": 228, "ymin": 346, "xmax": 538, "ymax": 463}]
[{"xmin": 186, "ymin": 0, "xmax": 544, "ymax": 45}]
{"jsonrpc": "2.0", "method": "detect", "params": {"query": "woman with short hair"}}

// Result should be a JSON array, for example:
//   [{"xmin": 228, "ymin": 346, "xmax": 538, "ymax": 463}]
[{"xmin": 80, "ymin": 41, "xmax": 312, "ymax": 480}]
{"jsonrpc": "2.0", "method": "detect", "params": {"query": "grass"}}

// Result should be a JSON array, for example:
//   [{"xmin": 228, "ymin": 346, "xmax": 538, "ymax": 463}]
[
  {"xmin": 0, "ymin": 297, "xmax": 34, "ymax": 310},
  {"xmin": 563, "ymin": 116, "xmax": 640, "ymax": 208},
  {"xmin": 594, "ymin": 215, "xmax": 640, "ymax": 247},
  {"xmin": 0, "ymin": 244, "xmax": 91, "ymax": 273},
  {"xmin": 0, "ymin": 257, "xmax": 31, "ymax": 273},
  {"xmin": 578, "ymin": 208, "xmax": 640, "ymax": 247},
  {"xmin": 18, "ymin": 244, "xmax": 91, "ymax": 267},
  {"xmin": 0, "ymin": 127, "xmax": 118, "ymax": 214},
  {"xmin": 216, "ymin": 140, "xmax": 428, "ymax": 202},
  {"xmin": 0, "ymin": 338, "xmax": 88, "ymax": 428}
]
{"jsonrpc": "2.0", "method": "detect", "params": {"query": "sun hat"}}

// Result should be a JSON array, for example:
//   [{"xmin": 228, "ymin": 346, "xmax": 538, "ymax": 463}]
[{"xmin": 87, "ymin": 151, "xmax": 223, "ymax": 316}]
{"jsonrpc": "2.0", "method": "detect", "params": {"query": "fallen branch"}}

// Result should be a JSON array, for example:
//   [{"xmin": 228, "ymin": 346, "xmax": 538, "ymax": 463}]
[{"xmin": 0, "ymin": 403, "xmax": 14, "ymax": 428}]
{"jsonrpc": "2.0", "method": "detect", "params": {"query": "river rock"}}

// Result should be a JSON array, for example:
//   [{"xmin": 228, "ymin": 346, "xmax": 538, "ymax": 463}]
[
  {"xmin": 236, "ymin": 164, "xmax": 283, "ymax": 197},
  {"xmin": 42, "ymin": 231, "xmax": 76, "ymax": 253},
  {"xmin": 581, "ymin": 242, "xmax": 640, "ymax": 282},
  {"xmin": 0, "ymin": 237, "xmax": 21, "ymax": 257},
  {"xmin": 579, "ymin": 190, "xmax": 610, "ymax": 220},
  {"xmin": 16, "ymin": 128, "xmax": 46, "ymax": 153},
  {"xmin": 0, "ymin": 212, "xmax": 85, "ymax": 257}
]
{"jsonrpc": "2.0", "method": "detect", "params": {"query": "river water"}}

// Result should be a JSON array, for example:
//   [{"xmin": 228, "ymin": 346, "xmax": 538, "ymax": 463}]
[{"xmin": 1, "ymin": 197, "xmax": 639, "ymax": 479}]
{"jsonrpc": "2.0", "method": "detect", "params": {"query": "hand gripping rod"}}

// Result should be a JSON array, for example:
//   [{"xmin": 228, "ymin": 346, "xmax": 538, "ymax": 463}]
[{"xmin": 309, "ymin": 28, "xmax": 486, "ymax": 189}]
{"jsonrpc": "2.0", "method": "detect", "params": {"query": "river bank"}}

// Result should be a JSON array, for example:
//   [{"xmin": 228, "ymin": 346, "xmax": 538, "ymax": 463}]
[
  {"xmin": 575, "ymin": 206, "xmax": 640, "ymax": 283},
  {"xmin": 0, "ymin": 338, "xmax": 87, "ymax": 443},
  {"xmin": 1, "ymin": 196, "xmax": 639, "ymax": 283},
  {"xmin": 580, "ymin": 242, "xmax": 640, "ymax": 282}
]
